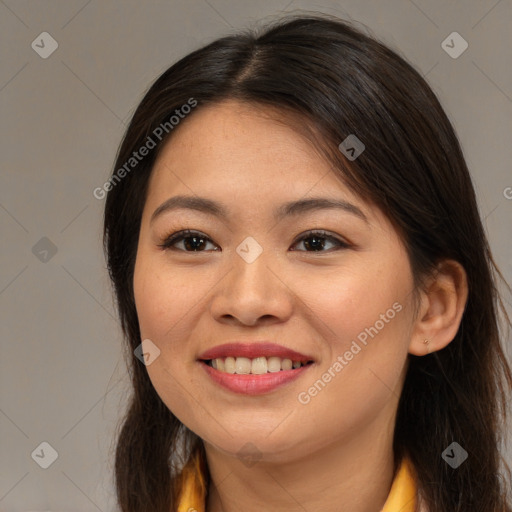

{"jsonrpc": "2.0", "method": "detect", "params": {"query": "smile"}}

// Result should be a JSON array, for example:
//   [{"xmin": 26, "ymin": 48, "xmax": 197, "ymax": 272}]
[
  {"xmin": 203, "ymin": 356, "xmax": 314, "ymax": 374},
  {"xmin": 199, "ymin": 358, "xmax": 315, "ymax": 395}
]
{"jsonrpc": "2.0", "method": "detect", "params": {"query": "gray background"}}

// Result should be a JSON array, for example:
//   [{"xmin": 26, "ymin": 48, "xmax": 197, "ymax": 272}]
[{"xmin": 1, "ymin": 0, "xmax": 511, "ymax": 510}]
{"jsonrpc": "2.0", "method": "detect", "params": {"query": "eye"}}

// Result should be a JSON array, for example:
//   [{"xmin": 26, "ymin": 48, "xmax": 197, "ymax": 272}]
[
  {"xmin": 290, "ymin": 230, "xmax": 349, "ymax": 252},
  {"xmin": 158, "ymin": 230, "xmax": 219, "ymax": 252},
  {"xmin": 158, "ymin": 229, "xmax": 348, "ymax": 253}
]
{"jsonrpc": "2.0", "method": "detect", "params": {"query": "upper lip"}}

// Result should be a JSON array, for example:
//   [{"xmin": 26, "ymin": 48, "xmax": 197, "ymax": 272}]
[{"xmin": 198, "ymin": 342, "xmax": 314, "ymax": 362}]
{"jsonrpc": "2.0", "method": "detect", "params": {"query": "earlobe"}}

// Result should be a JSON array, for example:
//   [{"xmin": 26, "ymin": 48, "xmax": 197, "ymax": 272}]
[{"xmin": 408, "ymin": 260, "xmax": 468, "ymax": 356}]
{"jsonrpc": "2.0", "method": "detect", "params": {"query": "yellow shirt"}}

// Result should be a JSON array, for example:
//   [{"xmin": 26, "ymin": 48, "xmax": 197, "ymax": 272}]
[{"xmin": 176, "ymin": 454, "xmax": 420, "ymax": 512}]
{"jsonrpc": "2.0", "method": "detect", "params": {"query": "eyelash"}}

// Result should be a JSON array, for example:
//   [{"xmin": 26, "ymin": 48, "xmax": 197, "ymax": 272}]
[{"xmin": 157, "ymin": 229, "xmax": 350, "ymax": 253}]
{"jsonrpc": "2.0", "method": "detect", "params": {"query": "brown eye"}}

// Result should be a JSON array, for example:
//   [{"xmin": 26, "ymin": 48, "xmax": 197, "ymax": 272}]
[
  {"xmin": 290, "ymin": 230, "xmax": 349, "ymax": 252},
  {"xmin": 158, "ymin": 229, "xmax": 349, "ymax": 253},
  {"xmin": 158, "ymin": 230, "xmax": 219, "ymax": 252}
]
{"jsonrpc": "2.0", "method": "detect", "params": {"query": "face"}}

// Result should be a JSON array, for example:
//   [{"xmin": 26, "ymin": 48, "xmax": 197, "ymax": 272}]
[{"xmin": 133, "ymin": 100, "xmax": 417, "ymax": 463}]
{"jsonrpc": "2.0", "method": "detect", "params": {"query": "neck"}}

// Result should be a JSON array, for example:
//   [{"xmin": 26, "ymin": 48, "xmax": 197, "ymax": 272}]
[{"xmin": 204, "ymin": 415, "xmax": 397, "ymax": 512}]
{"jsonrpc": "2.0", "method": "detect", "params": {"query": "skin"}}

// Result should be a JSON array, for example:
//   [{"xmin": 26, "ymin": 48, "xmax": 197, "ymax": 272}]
[{"xmin": 133, "ymin": 100, "xmax": 468, "ymax": 512}]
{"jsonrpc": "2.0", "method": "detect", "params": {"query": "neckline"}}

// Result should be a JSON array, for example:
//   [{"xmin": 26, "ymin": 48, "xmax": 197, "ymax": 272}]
[{"xmin": 175, "ymin": 452, "xmax": 419, "ymax": 512}]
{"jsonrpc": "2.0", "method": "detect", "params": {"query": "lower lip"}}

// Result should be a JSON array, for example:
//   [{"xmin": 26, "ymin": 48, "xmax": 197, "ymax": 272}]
[{"xmin": 199, "ymin": 361, "xmax": 314, "ymax": 395}]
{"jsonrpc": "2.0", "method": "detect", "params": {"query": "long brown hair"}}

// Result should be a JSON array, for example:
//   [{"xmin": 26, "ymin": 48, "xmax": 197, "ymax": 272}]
[{"xmin": 103, "ymin": 13, "xmax": 512, "ymax": 511}]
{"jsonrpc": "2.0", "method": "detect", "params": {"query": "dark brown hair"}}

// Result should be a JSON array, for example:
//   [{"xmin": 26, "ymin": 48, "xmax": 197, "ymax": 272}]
[{"xmin": 103, "ymin": 13, "xmax": 512, "ymax": 512}]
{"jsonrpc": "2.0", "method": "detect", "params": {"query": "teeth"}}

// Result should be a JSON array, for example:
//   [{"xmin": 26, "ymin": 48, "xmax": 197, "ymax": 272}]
[
  {"xmin": 224, "ymin": 356, "xmax": 236, "ymax": 374},
  {"xmin": 267, "ymin": 357, "xmax": 282, "ymax": 373},
  {"xmin": 281, "ymin": 358, "xmax": 293, "ymax": 371},
  {"xmin": 207, "ymin": 356, "xmax": 309, "ymax": 374},
  {"xmin": 251, "ymin": 357, "xmax": 267, "ymax": 375},
  {"xmin": 235, "ymin": 357, "xmax": 252, "ymax": 375}
]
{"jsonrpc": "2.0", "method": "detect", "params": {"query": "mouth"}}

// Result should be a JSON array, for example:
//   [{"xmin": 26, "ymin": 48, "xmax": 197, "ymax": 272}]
[
  {"xmin": 200, "ymin": 356, "xmax": 315, "ymax": 375},
  {"xmin": 197, "ymin": 342, "xmax": 316, "ymax": 394}
]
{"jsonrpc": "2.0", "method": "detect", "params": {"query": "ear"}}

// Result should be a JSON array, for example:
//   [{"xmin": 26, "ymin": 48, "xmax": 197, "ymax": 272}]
[{"xmin": 408, "ymin": 259, "xmax": 468, "ymax": 356}]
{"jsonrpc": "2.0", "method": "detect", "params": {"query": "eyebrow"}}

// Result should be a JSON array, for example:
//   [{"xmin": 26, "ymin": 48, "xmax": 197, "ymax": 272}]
[{"xmin": 150, "ymin": 195, "xmax": 369, "ymax": 225}]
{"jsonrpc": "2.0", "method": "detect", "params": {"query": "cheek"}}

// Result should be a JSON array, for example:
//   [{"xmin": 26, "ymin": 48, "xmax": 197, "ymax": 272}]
[
  {"xmin": 301, "ymin": 259, "xmax": 411, "ymax": 405},
  {"xmin": 133, "ymin": 254, "xmax": 202, "ymax": 342},
  {"xmin": 306, "ymin": 258, "xmax": 406, "ymax": 344},
  {"xmin": 133, "ymin": 255, "xmax": 205, "ymax": 426}
]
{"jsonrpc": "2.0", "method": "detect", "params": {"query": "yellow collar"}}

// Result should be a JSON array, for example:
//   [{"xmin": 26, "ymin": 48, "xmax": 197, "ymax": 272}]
[{"xmin": 176, "ymin": 455, "xmax": 418, "ymax": 512}]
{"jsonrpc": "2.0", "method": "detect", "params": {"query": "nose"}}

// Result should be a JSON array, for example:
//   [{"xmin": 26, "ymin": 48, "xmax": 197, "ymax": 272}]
[{"xmin": 209, "ymin": 246, "xmax": 293, "ymax": 327}]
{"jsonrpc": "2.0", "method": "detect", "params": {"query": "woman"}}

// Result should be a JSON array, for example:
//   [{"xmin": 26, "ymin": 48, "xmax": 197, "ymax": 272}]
[{"xmin": 103, "ymin": 13, "xmax": 512, "ymax": 512}]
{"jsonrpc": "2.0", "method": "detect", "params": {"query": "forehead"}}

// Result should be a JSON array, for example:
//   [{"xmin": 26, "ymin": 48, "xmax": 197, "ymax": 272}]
[
  {"xmin": 141, "ymin": 101, "xmax": 404, "ymax": 242},
  {"xmin": 155, "ymin": 101, "xmax": 323, "ymax": 168},
  {"xmin": 149, "ymin": 100, "xmax": 355, "ymax": 199}
]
